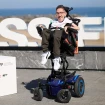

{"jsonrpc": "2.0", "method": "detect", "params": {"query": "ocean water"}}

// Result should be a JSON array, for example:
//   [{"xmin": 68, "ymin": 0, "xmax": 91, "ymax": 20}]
[{"xmin": 0, "ymin": 7, "xmax": 105, "ymax": 31}]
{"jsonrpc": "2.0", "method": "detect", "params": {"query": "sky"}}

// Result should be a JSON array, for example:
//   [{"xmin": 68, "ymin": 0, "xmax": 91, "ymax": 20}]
[{"xmin": 0, "ymin": 0, "xmax": 105, "ymax": 9}]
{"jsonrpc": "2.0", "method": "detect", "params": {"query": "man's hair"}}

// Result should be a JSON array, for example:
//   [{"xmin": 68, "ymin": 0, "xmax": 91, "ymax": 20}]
[
  {"xmin": 56, "ymin": 5, "xmax": 65, "ymax": 11},
  {"xmin": 56, "ymin": 5, "xmax": 70, "ymax": 17}
]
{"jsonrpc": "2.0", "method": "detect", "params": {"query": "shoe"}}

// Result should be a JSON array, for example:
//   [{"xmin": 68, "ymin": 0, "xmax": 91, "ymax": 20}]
[
  {"xmin": 53, "ymin": 57, "xmax": 61, "ymax": 71},
  {"xmin": 41, "ymin": 51, "xmax": 51, "ymax": 65}
]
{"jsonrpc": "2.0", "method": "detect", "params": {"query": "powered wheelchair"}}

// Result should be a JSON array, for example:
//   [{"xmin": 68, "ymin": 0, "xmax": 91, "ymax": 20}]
[{"xmin": 34, "ymin": 7, "xmax": 85, "ymax": 103}]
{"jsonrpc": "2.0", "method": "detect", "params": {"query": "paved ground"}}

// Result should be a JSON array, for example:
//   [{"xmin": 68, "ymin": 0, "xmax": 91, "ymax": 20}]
[{"xmin": 0, "ymin": 69, "xmax": 105, "ymax": 105}]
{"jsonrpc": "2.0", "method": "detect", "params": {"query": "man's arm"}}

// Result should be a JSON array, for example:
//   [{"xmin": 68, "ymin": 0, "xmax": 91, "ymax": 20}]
[
  {"xmin": 71, "ymin": 23, "xmax": 80, "ymax": 30},
  {"xmin": 64, "ymin": 23, "xmax": 79, "ymax": 34}
]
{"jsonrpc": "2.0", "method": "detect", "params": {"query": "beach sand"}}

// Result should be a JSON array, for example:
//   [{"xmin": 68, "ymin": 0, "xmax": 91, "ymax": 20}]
[
  {"xmin": 0, "ymin": 30, "xmax": 104, "ymax": 46},
  {"xmin": 84, "ymin": 31, "xmax": 104, "ymax": 46}
]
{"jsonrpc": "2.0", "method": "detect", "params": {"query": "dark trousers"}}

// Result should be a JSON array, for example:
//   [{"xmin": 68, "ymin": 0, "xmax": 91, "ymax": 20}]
[{"xmin": 42, "ymin": 29, "xmax": 66, "ymax": 58}]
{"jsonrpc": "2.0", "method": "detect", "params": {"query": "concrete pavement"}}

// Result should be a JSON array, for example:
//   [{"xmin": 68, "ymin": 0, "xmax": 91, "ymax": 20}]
[{"xmin": 0, "ymin": 69, "xmax": 105, "ymax": 105}]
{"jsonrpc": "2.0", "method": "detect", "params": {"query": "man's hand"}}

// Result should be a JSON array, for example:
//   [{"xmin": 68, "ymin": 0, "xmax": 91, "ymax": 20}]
[
  {"xmin": 37, "ymin": 24, "xmax": 46, "ymax": 29},
  {"xmin": 64, "ymin": 26, "xmax": 69, "ymax": 34}
]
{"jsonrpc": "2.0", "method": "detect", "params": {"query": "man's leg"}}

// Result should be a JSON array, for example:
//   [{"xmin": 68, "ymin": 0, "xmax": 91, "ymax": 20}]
[
  {"xmin": 41, "ymin": 29, "xmax": 51, "ymax": 65},
  {"xmin": 42, "ymin": 29, "xmax": 50, "ymax": 52},
  {"xmin": 53, "ymin": 30, "xmax": 63, "ymax": 57},
  {"xmin": 53, "ymin": 30, "xmax": 63, "ymax": 71}
]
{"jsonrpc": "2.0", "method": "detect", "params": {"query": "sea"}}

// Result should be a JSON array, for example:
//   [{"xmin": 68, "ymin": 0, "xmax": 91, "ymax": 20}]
[{"xmin": 0, "ymin": 7, "xmax": 105, "ymax": 32}]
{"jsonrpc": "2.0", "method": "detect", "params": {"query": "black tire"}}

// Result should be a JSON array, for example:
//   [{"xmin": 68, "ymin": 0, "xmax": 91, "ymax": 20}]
[
  {"xmin": 57, "ymin": 89, "xmax": 71, "ymax": 103},
  {"xmin": 34, "ymin": 87, "xmax": 43, "ymax": 101},
  {"xmin": 74, "ymin": 76, "xmax": 85, "ymax": 97}
]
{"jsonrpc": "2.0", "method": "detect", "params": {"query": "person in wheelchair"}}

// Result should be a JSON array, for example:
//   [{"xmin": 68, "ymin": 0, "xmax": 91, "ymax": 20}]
[{"xmin": 40, "ymin": 5, "xmax": 79, "ymax": 71}]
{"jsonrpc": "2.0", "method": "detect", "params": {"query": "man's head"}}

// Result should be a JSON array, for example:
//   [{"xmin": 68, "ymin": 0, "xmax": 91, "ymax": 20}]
[{"xmin": 56, "ymin": 5, "xmax": 67, "ymax": 22}]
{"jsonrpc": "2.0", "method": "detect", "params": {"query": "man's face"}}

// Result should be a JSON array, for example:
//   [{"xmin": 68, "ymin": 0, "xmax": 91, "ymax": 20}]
[{"xmin": 56, "ymin": 8, "xmax": 67, "ymax": 22}]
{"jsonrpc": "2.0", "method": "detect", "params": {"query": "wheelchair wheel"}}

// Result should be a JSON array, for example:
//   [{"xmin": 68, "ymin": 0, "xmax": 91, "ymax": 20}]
[
  {"xmin": 57, "ymin": 89, "xmax": 71, "ymax": 103},
  {"xmin": 74, "ymin": 76, "xmax": 85, "ymax": 97},
  {"xmin": 34, "ymin": 87, "xmax": 43, "ymax": 101}
]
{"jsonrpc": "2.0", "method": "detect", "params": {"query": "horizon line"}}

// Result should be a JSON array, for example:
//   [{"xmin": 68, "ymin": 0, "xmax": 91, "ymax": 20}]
[{"xmin": 0, "ymin": 6, "xmax": 105, "ymax": 10}]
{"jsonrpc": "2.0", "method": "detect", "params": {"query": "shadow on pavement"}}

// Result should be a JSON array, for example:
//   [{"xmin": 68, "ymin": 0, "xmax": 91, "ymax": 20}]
[{"xmin": 21, "ymin": 78, "xmax": 52, "ymax": 99}]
